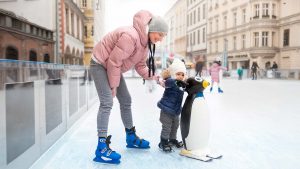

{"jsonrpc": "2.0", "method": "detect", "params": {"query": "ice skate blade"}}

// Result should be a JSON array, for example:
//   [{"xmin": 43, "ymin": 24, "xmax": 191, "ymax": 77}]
[
  {"xmin": 158, "ymin": 148, "xmax": 174, "ymax": 153},
  {"xmin": 180, "ymin": 149, "xmax": 212, "ymax": 162},
  {"xmin": 126, "ymin": 145, "xmax": 150, "ymax": 149},
  {"xmin": 93, "ymin": 156, "xmax": 121, "ymax": 164},
  {"xmin": 207, "ymin": 154, "xmax": 222, "ymax": 159}
]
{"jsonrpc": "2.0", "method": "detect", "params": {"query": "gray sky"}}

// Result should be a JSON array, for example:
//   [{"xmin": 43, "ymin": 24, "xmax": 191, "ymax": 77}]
[{"xmin": 104, "ymin": 0, "xmax": 176, "ymax": 33}]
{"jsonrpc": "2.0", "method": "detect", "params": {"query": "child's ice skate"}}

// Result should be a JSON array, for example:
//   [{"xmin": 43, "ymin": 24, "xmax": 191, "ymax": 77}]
[
  {"xmin": 168, "ymin": 139, "xmax": 184, "ymax": 148},
  {"xmin": 158, "ymin": 138, "xmax": 173, "ymax": 152},
  {"xmin": 218, "ymin": 87, "xmax": 223, "ymax": 93}
]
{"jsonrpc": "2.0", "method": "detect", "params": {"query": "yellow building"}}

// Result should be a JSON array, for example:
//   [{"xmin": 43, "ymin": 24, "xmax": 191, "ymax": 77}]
[{"xmin": 80, "ymin": 0, "xmax": 94, "ymax": 66}]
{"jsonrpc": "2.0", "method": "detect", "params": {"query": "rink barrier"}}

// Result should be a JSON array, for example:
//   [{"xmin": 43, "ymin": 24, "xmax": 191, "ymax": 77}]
[{"xmin": 0, "ymin": 59, "xmax": 97, "ymax": 169}]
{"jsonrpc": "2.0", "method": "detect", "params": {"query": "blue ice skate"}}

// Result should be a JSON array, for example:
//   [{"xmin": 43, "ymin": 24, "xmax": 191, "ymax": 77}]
[
  {"xmin": 218, "ymin": 87, "xmax": 223, "ymax": 93},
  {"xmin": 125, "ymin": 126, "xmax": 150, "ymax": 149},
  {"xmin": 210, "ymin": 87, "xmax": 213, "ymax": 92},
  {"xmin": 93, "ymin": 135, "xmax": 121, "ymax": 164}
]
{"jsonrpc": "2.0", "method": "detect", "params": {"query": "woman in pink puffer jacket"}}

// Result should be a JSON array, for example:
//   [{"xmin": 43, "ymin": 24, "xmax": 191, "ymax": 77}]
[
  {"xmin": 209, "ymin": 60, "xmax": 227, "ymax": 93},
  {"xmin": 90, "ymin": 10, "xmax": 168, "ymax": 164}
]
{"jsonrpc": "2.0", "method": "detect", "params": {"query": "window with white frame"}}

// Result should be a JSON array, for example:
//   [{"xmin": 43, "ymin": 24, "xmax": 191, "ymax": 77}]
[
  {"xmin": 254, "ymin": 32, "xmax": 259, "ymax": 47},
  {"xmin": 242, "ymin": 9, "xmax": 246, "ymax": 23},
  {"xmin": 209, "ymin": 21, "xmax": 212, "ymax": 33},
  {"xmin": 71, "ymin": 13, "xmax": 74, "ymax": 36},
  {"xmin": 198, "ymin": 7, "xmax": 201, "ymax": 22},
  {"xmin": 262, "ymin": 3, "xmax": 269, "ymax": 17},
  {"xmin": 84, "ymin": 25, "xmax": 87, "ymax": 38},
  {"xmin": 216, "ymin": 18, "xmax": 219, "ymax": 32},
  {"xmin": 187, "ymin": 14, "xmax": 189, "ymax": 26},
  {"xmin": 209, "ymin": 41, "xmax": 212, "ymax": 53},
  {"xmin": 202, "ymin": 27, "xmax": 206, "ymax": 43},
  {"xmin": 255, "ymin": 4, "xmax": 260, "ymax": 17},
  {"xmin": 193, "ymin": 31, "xmax": 196, "ymax": 45},
  {"xmin": 82, "ymin": 0, "xmax": 87, "ymax": 8},
  {"xmin": 65, "ymin": 8, "xmax": 69, "ymax": 34},
  {"xmin": 233, "ymin": 12, "xmax": 237, "ymax": 26},
  {"xmin": 203, "ymin": 4, "xmax": 206, "ymax": 19},
  {"xmin": 216, "ymin": 40, "xmax": 218, "ymax": 52},
  {"xmin": 0, "ymin": 14, "xmax": 5, "ymax": 26},
  {"xmin": 198, "ymin": 29, "xmax": 200, "ymax": 44},
  {"xmin": 262, "ymin": 32, "xmax": 268, "ymax": 46},
  {"xmin": 242, "ymin": 34, "xmax": 246, "ymax": 49},
  {"xmin": 272, "ymin": 32, "xmax": 275, "ymax": 47},
  {"xmin": 283, "ymin": 29, "xmax": 289, "ymax": 46},
  {"xmin": 193, "ymin": 10, "xmax": 196, "ymax": 24},
  {"xmin": 190, "ymin": 33, "xmax": 192, "ymax": 46},
  {"xmin": 233, "ymin": 36, "xmax": 236, "ymax": 50},
  {"xmin": 272, "ymin": 4, "xmax": 276, "ymax": 17},
  {"xmin": 223, "ymin": 15, "xmax": 227, "ymax": 29}
]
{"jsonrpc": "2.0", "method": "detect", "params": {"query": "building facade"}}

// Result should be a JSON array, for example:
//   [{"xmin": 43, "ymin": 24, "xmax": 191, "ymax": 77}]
[
  {"xmin": 278, "ymin": 0, "xmax": 300, "ymax": 70},
  {"xmin": 60, "ymin": 0, "xmax": 85, "ymax": 65},
  {"xmin": 186, "ymin": 0, "xmax": 207, "ymax": 63},
  {"xmin": 207, "ymin": 0, "xmax": 300, "ymax": 72},
  {"xmin": 164, "ymin": 0, "xmax": 187, "ymax": 60}
]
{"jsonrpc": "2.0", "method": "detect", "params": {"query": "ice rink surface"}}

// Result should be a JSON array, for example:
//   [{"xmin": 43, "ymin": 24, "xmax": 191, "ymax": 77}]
[{"xmin": 30, "ymin": 77, "xmax": 300, "ymax": 169}]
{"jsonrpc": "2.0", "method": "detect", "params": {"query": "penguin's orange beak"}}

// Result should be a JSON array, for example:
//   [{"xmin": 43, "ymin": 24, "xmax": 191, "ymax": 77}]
[{"xmin": 202, "ymin": 80, "xmax": 210, "ymax": 89}]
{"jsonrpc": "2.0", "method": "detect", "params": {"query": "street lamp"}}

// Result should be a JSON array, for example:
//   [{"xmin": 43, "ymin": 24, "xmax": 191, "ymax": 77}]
[{"xmin": 223, "ymin": 38, "xmax": 228, "ymax": 67}]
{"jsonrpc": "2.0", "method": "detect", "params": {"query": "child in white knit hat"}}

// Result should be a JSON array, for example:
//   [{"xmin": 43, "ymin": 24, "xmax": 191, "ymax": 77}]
[{"xmin": 157, "ymin": 59, "xmax": 187, "ymax": 152}]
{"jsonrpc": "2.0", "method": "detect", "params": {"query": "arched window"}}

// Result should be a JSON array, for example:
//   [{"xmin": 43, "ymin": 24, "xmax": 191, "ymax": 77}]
[
  {"xmin": 29, "ymin": 50, "xmax": 37, "ymax": 61},
  {"xmin": 265, "ymin": 61, "xmax": 271, "ymax": 69},
  {"xmin": 44, "ymin": 53, "xmax": 50, "ymax": 63},
  {"xmin": 5, "ymin": 46, "xmax": 18, "ymax": 60}
]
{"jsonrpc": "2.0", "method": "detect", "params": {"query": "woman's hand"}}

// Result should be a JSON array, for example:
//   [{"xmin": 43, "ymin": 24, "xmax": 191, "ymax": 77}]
[
  {"xmin": 151, "ymin": 75, "xmax": 165, "ymax": 87},
  {"xmin": 158, "ymin": 79, "xmax": 165, "ymax": 87},
  {"xmin": 151, "ymin": 75, "xmax": 160, "ymax": 81},
  {"xmin": 111, "ymin": 87, "xmax": 117, "ymax": 97}
]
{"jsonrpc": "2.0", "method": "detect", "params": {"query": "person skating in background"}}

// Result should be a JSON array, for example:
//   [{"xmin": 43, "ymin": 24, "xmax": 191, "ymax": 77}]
[
  {"xmin": 157, "ymin": 59, "xmax": 187, "ymax": 152},
  {"xmin": 195, "ymin": 60, "xmax": 204, "ymax": 76},
  {"xmin": 237, "ymin": 66, "xmax": 243, "ymax": 80},
  {"xmin": 251, "ymin": 61, "xmax": 259, "ymax": 80},
  {"xmin": 271, "ymin": 61, "xmax": 278, "ymax": 71},
  {"xmin": 209, "ymin": 59, "xmax": 227, "ymax": 93},
  {"xmin": 90, "ymin": 10, "xmax": 168, "ymax": 164}
]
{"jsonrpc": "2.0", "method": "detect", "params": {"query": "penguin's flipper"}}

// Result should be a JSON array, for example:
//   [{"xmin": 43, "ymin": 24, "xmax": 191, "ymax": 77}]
[
  {"xmin": 180, "ymin": 149, "xmax": 212, "ymax": 162},
  {"xmin": 180, "ymin": 94, "xmax": 195, "ymax": 147}
]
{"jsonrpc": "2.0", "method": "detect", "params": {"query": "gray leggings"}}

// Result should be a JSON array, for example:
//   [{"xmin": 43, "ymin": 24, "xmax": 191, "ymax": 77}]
[
  {"xmin": 90, "ymin": 60, "xmax": 133, "ymax": 137},
  {"xmin": 159, "ymin": 111, "xmax": 180, "ymax": 140}
]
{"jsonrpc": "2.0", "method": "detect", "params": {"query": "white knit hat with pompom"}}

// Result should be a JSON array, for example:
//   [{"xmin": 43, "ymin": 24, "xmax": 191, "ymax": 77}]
[{"xmin": 169, "ymin": 58, "xmax": 186, "ymax": 78}]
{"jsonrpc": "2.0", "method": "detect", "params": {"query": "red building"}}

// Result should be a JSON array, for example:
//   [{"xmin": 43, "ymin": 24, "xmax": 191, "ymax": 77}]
[{"xmin": 0, "ymin": 9, "xmax": 54, "ymax": 62}]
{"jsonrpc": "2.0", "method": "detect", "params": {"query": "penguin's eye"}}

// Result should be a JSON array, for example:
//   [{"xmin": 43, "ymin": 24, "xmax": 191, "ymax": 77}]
[{"xmin": 194, "ymin": 76, "xmax": 203, "ymax": 82}]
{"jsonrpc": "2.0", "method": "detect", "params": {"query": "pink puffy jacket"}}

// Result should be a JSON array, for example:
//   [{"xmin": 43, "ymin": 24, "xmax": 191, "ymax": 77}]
[
  {"xmin": 209, "ymin": 62, "xmax": 227, "ymax": 83},
  {"xmin": 92, "ymin": 10, "xmax": 154, "ymax": 89}
]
